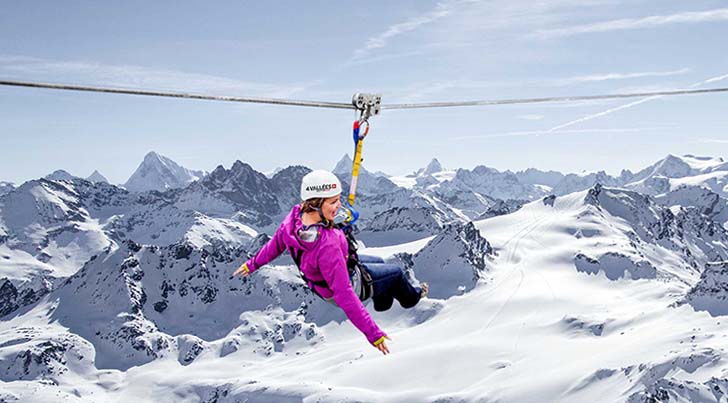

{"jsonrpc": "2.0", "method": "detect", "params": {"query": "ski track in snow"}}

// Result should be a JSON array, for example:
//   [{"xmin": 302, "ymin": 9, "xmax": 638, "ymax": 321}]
[{"xmin": 478, "ymin": 212, "xmax": 554, "ymax": 334}]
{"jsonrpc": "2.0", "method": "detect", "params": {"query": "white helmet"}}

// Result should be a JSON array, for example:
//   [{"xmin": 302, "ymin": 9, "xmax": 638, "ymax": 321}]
[{"xmin": 300, "ymin": 170, "xmax": 342, "ymax": 201}]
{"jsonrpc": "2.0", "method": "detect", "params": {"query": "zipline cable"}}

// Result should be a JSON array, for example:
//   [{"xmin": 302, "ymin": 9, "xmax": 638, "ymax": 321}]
[
  {"xmin": 2, "ymin": 79, "xmax": 728, "ymax": 110},
  {"xmin": 382, "ymin": 87, "xmax": 728, "ymax": 109},
  {"xmin": 0, "ymin": 79, "xmax": 354, "ymax": 110}
]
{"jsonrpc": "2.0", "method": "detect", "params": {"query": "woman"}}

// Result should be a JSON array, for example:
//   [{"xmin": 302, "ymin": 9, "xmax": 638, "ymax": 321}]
[{"xmin": 232, "ymin": 170, "xmax": 427, "ymax": 355}]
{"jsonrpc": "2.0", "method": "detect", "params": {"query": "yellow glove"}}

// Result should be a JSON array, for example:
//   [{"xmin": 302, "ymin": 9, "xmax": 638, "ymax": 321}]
[
  {"xmin": 373, "ymin": 335, "xmax": 391, "ymax": 355},
  {"xmin": 233, "ymin": 262, "xmax": 250, "ymax": 277}
]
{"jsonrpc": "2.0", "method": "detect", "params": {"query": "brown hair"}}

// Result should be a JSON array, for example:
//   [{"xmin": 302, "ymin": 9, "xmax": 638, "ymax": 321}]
[{"xmin": 300, "ymin": 197, "xmax": 334, "ymax": 228}]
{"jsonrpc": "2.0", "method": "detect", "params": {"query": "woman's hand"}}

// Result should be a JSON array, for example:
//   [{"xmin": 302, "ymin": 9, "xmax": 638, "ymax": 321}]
[
  {"xmin": 373, "ymin": 335, "xmax": 391, "ymax": 355},
  {"xmin": 232, "ymin": 262, "xmax": 250, "ymax": 277}
]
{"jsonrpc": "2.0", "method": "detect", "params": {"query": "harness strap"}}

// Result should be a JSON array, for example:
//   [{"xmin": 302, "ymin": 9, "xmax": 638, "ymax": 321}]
[
  {"xmin": 348, "ymin": 120, "xmax": 368, "ymax": 206},
  {"xmin": 288, "ymin": 246, "xmax": 327, "ymax": 299}
]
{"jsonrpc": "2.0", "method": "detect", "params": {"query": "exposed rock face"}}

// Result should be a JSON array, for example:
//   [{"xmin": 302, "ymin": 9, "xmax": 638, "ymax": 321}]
[
  {"xmin": 683, "ymin": 261, "xmax": 728, "ymax": 316},
  {"xmin": 583, "ymin": 184, "xmax": 728, "ymax": 271},
  {"xmin": 400, "ymin": 222, "xmax": 492, "ymax": 299}
]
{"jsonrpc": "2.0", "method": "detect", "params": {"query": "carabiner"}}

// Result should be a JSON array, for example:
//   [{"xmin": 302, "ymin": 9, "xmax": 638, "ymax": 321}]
[{"xmin": 358, "ymin": 119, "xmax": 370, "ymax": 139}]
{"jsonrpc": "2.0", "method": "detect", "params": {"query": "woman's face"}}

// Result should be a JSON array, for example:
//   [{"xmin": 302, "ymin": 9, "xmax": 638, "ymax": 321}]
[{"xmin": 321, "ymin": 195, "xmax": 342, "ymax": 221}]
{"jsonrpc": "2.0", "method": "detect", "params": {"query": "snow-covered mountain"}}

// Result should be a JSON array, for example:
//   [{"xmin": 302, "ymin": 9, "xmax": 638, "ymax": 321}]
[
  {"xmin": 44, "ymin": 169, "xmax": 78, "ymax": 182},
  {"xmin": 0, "ymin": 178, "xmax": 132, "ymax": 318},
  {"xmin": 0, "ymin": 174, "xmax": 264, "ymax": 320},
  {"xmin": 397, "ymin": 221, "xmax": 492, "ymax": 299},
  {"xmin": 0, "ymin": 182, "xmax": 14, "ymax": 198},
  {"xmin": 416, "ymin": 158, "xmax": 443, "ymax": 177},
  {"xmin": 0, "ymin": 196, "xmax": 487, "ymax": 400},
  {"xmin": 656, "ymin": 185, "xmax": 728, "ymax": 227},
  {"xmin": 514, "ymin": 167, "xmax": 565, "ymax": 188},
  {"xmin": 356, "ymin": 206, "xmax": 451, "ymax": 246},
  {"xmin": 124, "ymin": 151, "xmax": 207, "ymax": 193},
  {"xmin": 4, "ymin": 179, "xmax": 722, "ymax": 402},
  {"xmin": 5, "ymin": 155, "xmax": 728, "ymax": 402},
  {"xmin": 333, "ymin": 155, "xmax": 469, "ymax": 236},
  {"xmin": 625, "ymin": 154, "xmax": 728, "ymax": 196},
  {"xmin": 333, "ymin": 154, "xmax": 390, "ymax": 180},
  {"xmin": 551, "ymin": 170, "xmax": 625, "ymax": 196},
  {"xmin": 352, "ymin": 186, "xmax": 469, "ymax": 244},
  {"xmin": 0, "ymin": 237, "xmax": 335, "ymax": 381},
  {"xmin": 389, "ymin": 159, "xmax": 456, "ymax": 190},
  {"xmin": 173, "ymin": 161, "xmax": 309, "ymax": 230},
  {"xmin": 334, "ymin": 154, "xmax": 400, "ymax": 198},
  {"xmin": 578, "ymin": 184, "xmax": 728, "ymax": 275},
  {"xmin": 0, "ymin": 178, "xmax": 116, "ymax": 277},
  {"xmin": 86, "ymin": 170, "xmax": 109, "ymax": 184},
  {"xmin": 412, "ymin": 154, "xmax": 728, "ymax": 213},
  {"xmin": 633, "ymin": 154, "xmax": 725, "ymax": 182},
  {"xmin": 431, "ymin": 165, "xmax": 544, "ymax": 210},
  {"xmin": 475, "ymin": 198, "xmax": 528, "ymax": 220}
]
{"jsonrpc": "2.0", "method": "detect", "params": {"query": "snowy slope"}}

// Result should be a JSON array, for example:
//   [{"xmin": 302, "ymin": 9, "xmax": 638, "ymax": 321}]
[
  {"xmin": 71, "ymin": 186, "xmax": 724, "ymax": 401},
  {"xmin": 0, "ymin": 178, "xmax": 121, "ymax": 319},
  {"xmin": 0, "ymin": 179, "xmax": 114, "ymax": 278}
]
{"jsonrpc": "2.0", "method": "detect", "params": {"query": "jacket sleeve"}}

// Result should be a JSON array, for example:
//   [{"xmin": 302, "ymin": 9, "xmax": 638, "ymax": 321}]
[
  {"xmin": 245, "ymin": 223, "xmax": 287, "ymax": 274},
  {"xmin": 318, "ymin": 242, "xmax": 386, "ymax": 345}
]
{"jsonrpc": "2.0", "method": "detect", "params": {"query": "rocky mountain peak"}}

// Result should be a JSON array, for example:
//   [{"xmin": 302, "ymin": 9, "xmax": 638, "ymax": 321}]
[
  {"xmin": 86, "ymin": 170, "xmax": 109, "ymax": 184},
  {"xmin": 124, "ymin": 151, "xmax": 205, "ymax": 193},
  {"xmin": 0, "ymin": 181, "xmax": 14, "ymax": 197},
  {"xmin": 44, "ymin": 170, "xmax": 77, "ymax": 182},
  {"xmin": 684, "ymin": 261, "xmax": 728, "ymax": 316},
  {"xmin": 403, "ymin": 221, "xmax": 492, "ymax": 299},
  {"xmin": 333, "ymin": 154, "xmax": 357, "ymax": 176},
  {"xmin": 422, "ymin": 158, "xmax": 443, "ymax": 176}
]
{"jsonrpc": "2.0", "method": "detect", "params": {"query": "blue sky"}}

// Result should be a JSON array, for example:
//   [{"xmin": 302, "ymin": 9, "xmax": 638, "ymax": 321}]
[{"xmin": 2, "ymin": 1, "xmax": 728, "ymax": 185}]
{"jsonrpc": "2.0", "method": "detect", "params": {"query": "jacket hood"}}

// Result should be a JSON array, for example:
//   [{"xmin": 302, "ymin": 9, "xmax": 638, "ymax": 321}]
[{"xmin": 279, "ymin": 204, "xmax": 321, "ymax": 252}]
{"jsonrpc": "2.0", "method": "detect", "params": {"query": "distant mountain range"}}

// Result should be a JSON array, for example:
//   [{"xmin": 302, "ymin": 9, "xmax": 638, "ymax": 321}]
[{"xmin": 3, "ymin": 153, "xmax": 728, "ymax": 401}]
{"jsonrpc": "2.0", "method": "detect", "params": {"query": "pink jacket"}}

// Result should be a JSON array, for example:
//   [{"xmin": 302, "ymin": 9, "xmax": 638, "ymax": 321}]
[{"xmin": 245, "ymin": 204, "xmax": 386, "ymax": 345}]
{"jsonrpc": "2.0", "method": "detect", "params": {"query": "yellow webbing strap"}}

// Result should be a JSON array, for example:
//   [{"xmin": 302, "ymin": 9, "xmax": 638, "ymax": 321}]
[{"xmin": 348, "ymin": 138, "xmax": 364, "ymax": 206}]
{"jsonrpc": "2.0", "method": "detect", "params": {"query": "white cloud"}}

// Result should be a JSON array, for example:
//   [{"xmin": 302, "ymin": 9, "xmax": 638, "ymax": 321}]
[
  {"xmin": 0, "ymin": 55, "xmax": 312, "ymax": 99},
  {"xmin": 699, "ymin": 138, "xmax": 728, "ymax": 144},
  {"xmin": 554, "ymin": 69, "xmax": 690, "ymax": 85},
  {"xmin": 704, "ymin": 73, "xmax": 728, "ymax": 85},
  {"xmin": 518, "ymin": 114, "xmax": 544, "ymax": 121},
  {"xmin": 536, "ymin": 8, "xmax": 728, "ymax": 39},
  {"xmin": 546, "ymin": 71, "xmax": 728, "ymax": 132},
  {"xmin": 380, "ymin": 68, "xmax": 690, "ymax": 104},
  {"xmin": 343, "ymin": 49, "xmax": 430, "ymax": 68},
  {"xmin": 350, "ymin": 1, "xmax": 456, "ymax": 62},
  {"xmin": 547, "ymin": 97, "xmax": 657, "ymax": 132},
  {"xmin": 451, "ymin": 127, "xmax": 664, "ymax": 140}
]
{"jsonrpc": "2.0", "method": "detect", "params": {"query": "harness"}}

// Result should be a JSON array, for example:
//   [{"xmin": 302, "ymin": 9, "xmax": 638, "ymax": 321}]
[
  {"xmin": 288, "ymin": 231, "xmax": 373, "ymax": 302},
  {"xmin": 291, "ymin": 95, "xmax": 380, "ymax": 302}
]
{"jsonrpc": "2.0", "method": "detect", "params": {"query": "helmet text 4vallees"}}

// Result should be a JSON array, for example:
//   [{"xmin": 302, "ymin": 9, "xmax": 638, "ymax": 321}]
[{"xmin": 300, "ymin": 170, "xmax": 342, "ymax": 201}]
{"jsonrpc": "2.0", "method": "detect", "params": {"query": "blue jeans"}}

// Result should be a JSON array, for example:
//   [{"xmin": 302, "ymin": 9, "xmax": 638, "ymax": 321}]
[{"xmin": 359, "ymin": 255, "xmax": 422, "ymax": 312}]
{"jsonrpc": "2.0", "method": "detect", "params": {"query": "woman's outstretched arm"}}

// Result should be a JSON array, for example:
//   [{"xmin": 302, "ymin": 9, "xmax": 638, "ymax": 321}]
[{"xmin": 233, "ymin": 223, "xmax": 286, "ymax": 277}]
